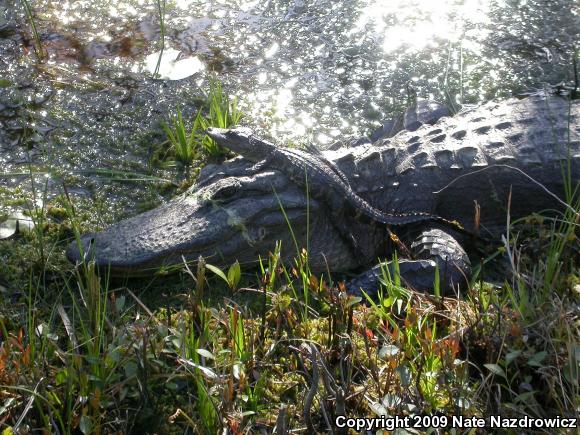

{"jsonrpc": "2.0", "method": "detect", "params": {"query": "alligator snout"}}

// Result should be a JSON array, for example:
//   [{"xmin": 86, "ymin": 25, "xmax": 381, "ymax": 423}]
[{"xmin": 64, "ymin": 158, "xmax": 350, "ymax": 276}]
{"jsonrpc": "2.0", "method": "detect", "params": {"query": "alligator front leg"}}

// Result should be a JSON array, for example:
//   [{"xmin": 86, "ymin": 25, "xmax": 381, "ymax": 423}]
[{"xmin": 347, "ymin": 228, "xmax": 471, "ymax": 298}]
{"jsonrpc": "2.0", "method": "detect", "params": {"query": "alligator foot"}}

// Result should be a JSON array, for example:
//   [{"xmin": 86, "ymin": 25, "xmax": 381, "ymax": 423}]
[{"xmin": 347, "ymin": 228, "xmax": 471, "ymax": 298}]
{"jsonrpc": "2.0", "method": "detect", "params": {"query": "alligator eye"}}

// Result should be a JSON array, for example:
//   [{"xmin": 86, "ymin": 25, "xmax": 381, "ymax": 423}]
[{"xmin": 212, "ymin": 184, "xmax": 239, "ymax": 200}]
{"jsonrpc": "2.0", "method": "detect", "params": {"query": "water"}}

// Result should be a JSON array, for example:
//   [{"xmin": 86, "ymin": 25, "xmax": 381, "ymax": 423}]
[{"xmin": 0, "ymin": 0, "xmax": 577, "ymax": 219}]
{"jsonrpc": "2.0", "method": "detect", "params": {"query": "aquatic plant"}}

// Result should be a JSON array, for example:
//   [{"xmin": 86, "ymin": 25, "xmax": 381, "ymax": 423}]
[
  {"xmin": 162, "ymin": 109, "xmax": 199, "ymax": 165},
  {"xmin": 197, "ymin": 79, "xmax": 244, "ymax": 158},
  {"xmin": 163, "ymin": 79, "xmax": 244, "ymax": 163},
  {"xmin": 153, "ymin": 0, "xmax": 166, "ymax": 77},
  {"xmin": 19, "ymin": 0, "xmax": 44, "ymax": 61}
]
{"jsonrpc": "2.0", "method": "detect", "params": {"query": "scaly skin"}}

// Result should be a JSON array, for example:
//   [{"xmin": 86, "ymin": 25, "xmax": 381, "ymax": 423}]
[
  {"xmin": 205, "ymin": 127, "xmax": 460, "ymax": 229},
  {"xmin": 67, "ymin": 94, "xmax": 579, "ymax": 293}
]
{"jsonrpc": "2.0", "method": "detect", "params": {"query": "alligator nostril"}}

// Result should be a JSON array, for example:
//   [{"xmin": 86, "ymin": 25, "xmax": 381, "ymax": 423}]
[{"xmin": 258, "ymin": 227, "xmax": 266, "ymax": 240}]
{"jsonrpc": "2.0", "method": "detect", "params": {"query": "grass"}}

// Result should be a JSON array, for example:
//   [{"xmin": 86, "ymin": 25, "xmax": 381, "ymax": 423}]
[
  {"xmin": 161, "ymin": 109, "xmax": 199, "ymax": 166},
  {"xmin": 1, "ymin": 188, "xmax": 577, "ymax": 433},
  {"xmin": 162, "ymin": 79, "xmax": 244, "ymax": 165},
  {"xmin": 19, "ymin": 0, "xmax": 45, "ymax": 62},
  {"xmin": 153, "ymin": 0, "xmax": 166, "ymax": 77}
]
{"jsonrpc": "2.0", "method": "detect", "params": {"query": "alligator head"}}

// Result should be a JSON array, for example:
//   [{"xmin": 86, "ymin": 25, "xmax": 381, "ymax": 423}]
[{"xmin": 66, "ymin": 157, "xmax": 359, "ymax": 276}]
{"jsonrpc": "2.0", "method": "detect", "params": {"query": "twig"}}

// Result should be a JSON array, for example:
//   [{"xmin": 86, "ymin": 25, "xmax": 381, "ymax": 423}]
[
  {"xmin": 274, "ymin": 405, "xmax": 288, "ymax": 434},
  {"xmin": 14, "ymin": 378, "xmax": 44, "ymax": 431},
  {"xmin": 125, "ymin": 287, "xmax": 158, "ymax": 323},
  {"xmin": 301, "ymin": 343, "xmax": 319, "ymax": 434}
]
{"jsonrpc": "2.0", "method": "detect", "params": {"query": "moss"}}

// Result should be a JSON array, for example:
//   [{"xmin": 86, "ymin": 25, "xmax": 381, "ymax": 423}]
[
  {"xmin": 47, "ymin": 206, "xmax": 68, "ymax": 220},
  {"xmin": 3, "ymin": 198, "xmax": 27, "ymax": 207}
]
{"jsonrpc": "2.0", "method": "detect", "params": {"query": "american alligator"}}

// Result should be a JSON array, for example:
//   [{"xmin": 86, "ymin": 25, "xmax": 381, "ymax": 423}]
[
  {"xmin": 67, "ymin": 94, "xmax": 579, "ymax": 295},
  {"xmin": 205, "ymin": 126, "xmax": 467, "ymax": 259}
]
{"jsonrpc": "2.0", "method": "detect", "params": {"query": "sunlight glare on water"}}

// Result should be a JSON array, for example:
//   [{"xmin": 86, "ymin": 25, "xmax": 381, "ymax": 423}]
[
  {"xmin": 353, "ymin": 0, "xmax": 492, "ymax": 53},
  {"xmin": 13, "ymin": 0, "xmax": 576, "ymax": 145},
  {"xmin": 230, "ymin": 0, "xmax": 501, "ymax": 142},
  {"xmin": 0, "ymin": 0, "xmax": 576, "ymax": 206}
]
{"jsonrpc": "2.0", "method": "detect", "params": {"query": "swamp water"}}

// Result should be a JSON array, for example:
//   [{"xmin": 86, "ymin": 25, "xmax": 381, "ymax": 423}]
[{"xmin": 0, "ymin": 0, "xmax": 577, "ymax": 222}]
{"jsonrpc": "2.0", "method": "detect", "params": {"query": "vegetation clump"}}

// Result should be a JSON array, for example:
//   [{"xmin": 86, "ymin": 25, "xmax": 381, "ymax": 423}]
[
  {"xmin": 0, "ymin": 182, "xmax": 578, "ymax": 433},
  {"xmin": 162, "ymin": 80, "xmax": 243, "ymax": 165}
]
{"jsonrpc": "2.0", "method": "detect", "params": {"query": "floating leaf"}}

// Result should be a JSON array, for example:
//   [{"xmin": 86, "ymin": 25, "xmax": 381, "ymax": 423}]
[
  {"xmin": 0, "ymin": 218, "xmax": 17, "ymax": 239},
  {"xmin": 145, "ymin": 48, "xmax": 204, "ymax": 80}
]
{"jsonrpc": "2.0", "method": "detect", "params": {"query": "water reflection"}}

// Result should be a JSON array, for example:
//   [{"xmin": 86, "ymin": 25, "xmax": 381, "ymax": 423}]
[
  {"xmin": 354, "ymin": 0, "xmax": 493, "ymax": 53},
  {"xmin": 0, "ymin": 0, "xmax": 577, "ymax": 212},
  {"xmin": 7, "ymin": 0, "xmax": 575, "ymax": 144}
]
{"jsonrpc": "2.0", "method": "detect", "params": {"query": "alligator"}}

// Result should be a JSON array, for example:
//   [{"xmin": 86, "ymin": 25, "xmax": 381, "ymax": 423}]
[
  {"xmin": 66, "ymin": 93, "xmax": 579, "ymax": 296},
  {"xmin": 205, "ymin": 127, "xmax": 457, "ymax": 227},
  {"xmin": 205, "ymin": 126, "xmax": 467, "ymax": 259}
]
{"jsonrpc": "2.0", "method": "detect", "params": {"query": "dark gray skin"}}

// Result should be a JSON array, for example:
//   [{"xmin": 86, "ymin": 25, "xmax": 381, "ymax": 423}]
[
  {"xmin": 205, "ymin": 126, "xmax": 461, "ymax": 228},
  {"xmin": 67, "ymin": 94, "xmax": 579, "ymax": 295},
  {"xmin": 205, "ymin": 125, "xmax": 467, "ymax": 263}
]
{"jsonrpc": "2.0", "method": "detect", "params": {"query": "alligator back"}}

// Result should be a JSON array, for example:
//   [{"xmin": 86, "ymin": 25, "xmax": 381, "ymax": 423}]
[{"xmin": 326, "ymin": 95, "xmax": 579, "ymax": 236}]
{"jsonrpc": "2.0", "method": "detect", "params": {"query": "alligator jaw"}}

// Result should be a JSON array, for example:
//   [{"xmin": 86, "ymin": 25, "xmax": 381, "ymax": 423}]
[
  {"xmin": 66, "ymin": 163, "xmax": 356, "ymax": 276},
  {"xmin": 65, "ymin": 193, "xmax": 236, "ymax": 276}
]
